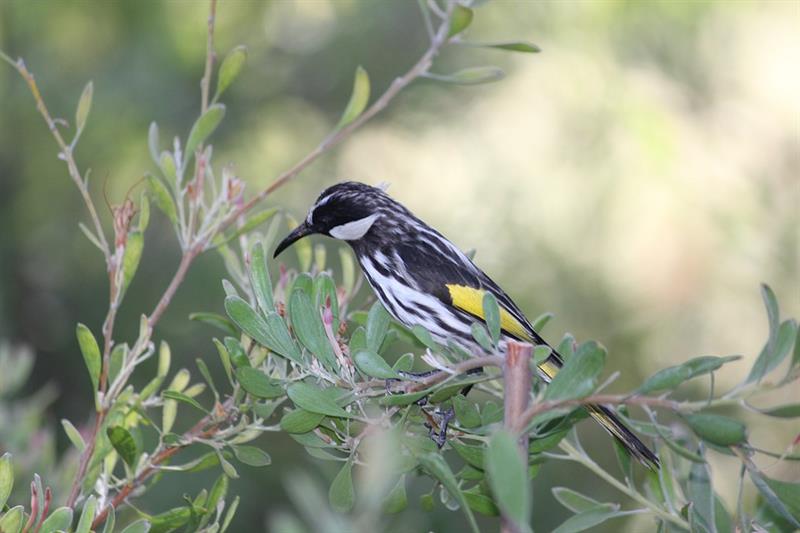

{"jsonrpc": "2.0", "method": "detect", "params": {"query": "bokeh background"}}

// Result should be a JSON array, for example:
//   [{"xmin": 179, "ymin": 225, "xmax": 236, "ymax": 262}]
[{"xmin": 0, "ymin": 0, "xmax": 798, "ymax": 531}]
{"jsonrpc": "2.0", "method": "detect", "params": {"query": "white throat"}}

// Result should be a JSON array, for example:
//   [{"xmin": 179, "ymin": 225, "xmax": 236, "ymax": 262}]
[{"xmin": 329, "ymin": 214, "xmax": 380, "ymax": 240}]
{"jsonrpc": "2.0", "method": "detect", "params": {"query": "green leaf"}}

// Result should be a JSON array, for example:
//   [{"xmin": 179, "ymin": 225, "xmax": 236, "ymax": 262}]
[
  {"xmin": 747, "ymin": 465, "xmax": 800, "ymax": 529},
  {"xmin": 61, "ymin": 418, "xmax": 86, "ymax": 451},
  {"xmin": 236, "ymin": 367, "xmax": 284, "ymax": 399},
  {"xmin": 107, "ymin": 426, "xmax": 138, "ymax": 467},
  {"xmin": 482, "ymin": 292, "xmax": 501, "ymax": 344},
  {"xmin": 149, "ymin": 507, "xmax": 191, "ymax": 533},
  {"xmin": 249, "ymin": 241, "xmax": 275, "ymax": 313},
  {"xmin": 354, "ymin": 350, "xmax": 399, "ymax": 379},
  {"xmin": 752, "ymin": 403, "xmax": 800, "ymax": 418},
  {"xmin": 552, "ymin": 487, "xmax": 602, "ymax": 513},
  {"xmin": 121, "ymin": 231, "xmax": 144, "ymax": 295},
  {"xmin": 448, "ymin": 5, "xmax": 473, "ymax": 37},
  {"xmin": 148, "ymin": 121, "xmax": 160, "ymax": 163},
  {"xmin": 427, "ymin": 66, "xmax": 505, "ymax": 85},
  {"xmin": 544, "ymin": 341, "xmax": 606, "ymax": 402},
  {"xmin": 146, "ymin": 174, "xmax": 177, "ymax": 225},
  {"xmin": 76, "ymin": 323, "xmax": 101, "ymax": 406},
  {"xmin": 281, "ymin": 408, "xmax": 325, "ymax": 433},
  {"xmin": 451, "ymin": 441, "xmax": 484, "ymax": 469},
  {"xmin": 393, "ymin": 352, "xmax": 414, "ymax": 372},
  {"xmin": 329, "ymin": 462, "xmax": 355, "ymax": 513},
  {"xmin": 221, "ymin": 495, "xmax": 239, "ymax": 533},
  {"xmin": 215, "ymin": 45, "xmax": 247, "ymax": 100},
  {"xmin": 186, "ymin": 103, "xmax": 225, "ymax": 155},
  {"xmin": 411, "ymin": 324, "xmax": 440, "ymax": 351},
  {"xmin": 452, "ymin": 395, "xmax": 481, "ymax": 428},
  {"xmin": 138, "ymin": 190, "xmax": 150, "ymax": 232},
  {"xmin": 763, "ymin": 477, "xmax": 800, "ymax": 522},
  {"xmin": 289, "ymin": 290, "xmax": 338, "ymax": 370},
  {"xmin": 74, "ymin": 80, "xmax": 93, "ymax": 137},
  {"xmin": 39, "ymin": 507, "xmax": 74, "ymax": 533},
  {"xmin": 471, "ymin": 322, "xmax": 494, "ymax": 351},
  {"xmin": 158, "ymin": 151, "xmax": 177, "ymax": 183},
  {"xmin": 748, "ymin": 319, "xmax": 797, "ymax": 384},
  {"xmin": 637, "ymin": 355, "xmax": 741, "ymax": 394},
  {"xmin": 233, "ymin": 445, "xmax": 271, "ymax": 467},
  {"xmin": 687, "ymin": 450, "xmax": 715, "ymax": 533},
  {"xmin": 214, "ymin": 338, "xmax": 233, "ymax": 383},
  {"xmin": 225, "ymin": 336, "xmax": 250, "ymax": 368},
  {"xmin": 337, "ymin": 66, "xmax": 370, "ymax": 129},
  {"xmin": 379, "ymin": 390, "xmax": 428, "ymax": 406},
  {"xmin": 313, "ymin": 273, "xmax": 339, "ymax": 333},
  {"xmin": 684, "ymin": 413, "xmax": 747, "ymax": 447},
  {"xmin": 478, "ymin": 41, "xmax": 541, "ymax": 53},
  {"xmin": 384, "ymin": 475, "xmax": 408, "ymax": 514},
  {"xmin": 225, "ymin": 296, "xmax": 301, "ymax": 363},
  {"xmin": 288, "ymin": 383, "xmax": 352, "ymax": 419},
  {"xmin": 0, "ymin": 453, "xmax": 12, "ymax": 510},
  {"xmin": 119, "ymin": 519, "xmax": 151, "ymax": 533},
  {"xmin": 189, "ymin": 312, "xmax": 238, "ymax": 336},
  {"xmin": 418, "ymin": 453, "xmax": 479, "ymax": 533},
  {"xmin": 162, "ymin": 390, "xmax": 206, "ymax": 412},
  {"xmin": 215, "ymin": 208, "xmax": 279, "ymax": 249},
  {"xmin": 207, "ymin": 473, "xmax": 229, "ymax": 517},
  {"xmin": 486, "ymin": 430, "xmax": 529, "ymax": 530},
  {"xmin": 463, "ymin": 490, "xmax": 500, "ymax": 516},
  {"xmin": 552, "ymin": 504, "xmax": 622, "ymax": 533},
  {"xmin": 75, "ymin": 495, "xmax": 98, "ymax": 533},
  {"xmin": 366, "ymin": 301, "xmax": 390, "ymax": 352},
  {"xmin": 0, "ymin": 506, "xmax": 24, "ymax": 533}
]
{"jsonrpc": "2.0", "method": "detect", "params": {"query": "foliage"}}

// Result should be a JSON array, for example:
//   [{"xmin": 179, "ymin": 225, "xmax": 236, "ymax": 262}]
[{"xmin": 1, "ymin": 0, "xmax": 798, "ymax": 532}]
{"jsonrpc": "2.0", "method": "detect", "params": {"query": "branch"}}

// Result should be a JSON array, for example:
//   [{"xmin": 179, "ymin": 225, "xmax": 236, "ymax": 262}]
[
  {"xmin": 0, "ymin": 52, "xmax": 111, "ymax": 266},
  {"xmin": 501, "ymin": 341, "xmax": 533, "ymax": 533},
  {"xmin": 91, "ymin": 398, "xmax": 235, "ymax": 529},
  {"xmin": 515, "ymin": 393, "xmax": 681, "ymax": 433},
  {"xmin": 213, "ymin": 0, "xmax": 460, "ymax": 239}
]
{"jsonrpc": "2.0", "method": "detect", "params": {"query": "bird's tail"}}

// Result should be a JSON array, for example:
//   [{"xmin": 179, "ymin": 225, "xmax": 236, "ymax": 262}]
[
  {"xmin": 586, "ymin": 404, "xmax": 660, "ymax": 470},
  {"xmin": 538, "ymin": 353, "xmax": 660, "ymax": 470}
]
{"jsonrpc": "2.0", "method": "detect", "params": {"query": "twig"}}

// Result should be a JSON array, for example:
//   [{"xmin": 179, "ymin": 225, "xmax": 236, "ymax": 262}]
[
  {"xmin": 559, "ymin": 440, "xmax": 689, "ymax": 529},
  {"xmin": 214, "ymin": 0, "xmax": 460, "ymax": 238},
  {"xmin": 200, "ymin": 0, "xmax": 218, "ymax": 114},
  {"xmin": 0, "ymin": 52, "xmax": 110, "ymax": 266},
  {"xmin": 91, "ymin": 398, "xmax": 234, "ymax": 529},
  {"xmin": 515, "ymin": 394, "xmax": 681, "ymax": 433}
]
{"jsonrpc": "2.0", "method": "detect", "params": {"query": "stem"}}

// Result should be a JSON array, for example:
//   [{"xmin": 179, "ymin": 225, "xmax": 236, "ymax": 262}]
[
  {"xmin": 0, "ymin": 53, "xmax": 111, "ymax": 266},
  {"xmin": 559, "ymin": 440, "xmax": 689, "ymax": 529},
  {"xmin": 501, "ymin": 341, "xmax": 532, "ymax": 533},
  {"xmin": 91, "ymin": 398, "xmax": 234, "ymax": 529},
  {"xmin": 215, "ymin": 0, "xmax": 459, "ymax": 237},
  {"xmin": 200, "ymin": 0, "xmax": 218, "ymax": 114}
]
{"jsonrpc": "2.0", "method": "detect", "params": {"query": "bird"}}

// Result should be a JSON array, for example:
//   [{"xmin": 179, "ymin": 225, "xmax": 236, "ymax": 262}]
[{"xmin": 274, "ymin": 181, "xmax": 659, "ymax": 469}]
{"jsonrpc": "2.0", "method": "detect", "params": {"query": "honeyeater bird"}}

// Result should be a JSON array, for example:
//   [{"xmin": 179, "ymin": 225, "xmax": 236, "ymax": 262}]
[{"xmin": 274, "ymin": 181, "xmax": 659, "ymax": 469}]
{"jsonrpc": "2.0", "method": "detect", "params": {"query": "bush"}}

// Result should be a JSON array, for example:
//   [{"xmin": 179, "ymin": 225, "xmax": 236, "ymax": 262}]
[{"xmin": 1, "ymin": 1, "xmax": 798, "ymax": 532}]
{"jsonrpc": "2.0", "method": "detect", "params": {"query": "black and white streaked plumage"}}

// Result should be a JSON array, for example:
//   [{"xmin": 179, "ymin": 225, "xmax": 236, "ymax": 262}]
[{"xmin": 274, "ymin": 181, "xmax": 659, "ymax": 469}]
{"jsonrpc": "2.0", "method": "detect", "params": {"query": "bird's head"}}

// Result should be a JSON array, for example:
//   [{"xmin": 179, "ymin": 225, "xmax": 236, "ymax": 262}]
[{"xmin": 274, "ymin": 181, "xmax": 395, "ymax": 258}]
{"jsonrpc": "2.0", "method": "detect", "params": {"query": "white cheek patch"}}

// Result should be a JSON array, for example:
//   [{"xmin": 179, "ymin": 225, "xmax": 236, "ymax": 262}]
[{"xmin": 329, "ymin": 214, "xmax": 380, "ymax": 240}]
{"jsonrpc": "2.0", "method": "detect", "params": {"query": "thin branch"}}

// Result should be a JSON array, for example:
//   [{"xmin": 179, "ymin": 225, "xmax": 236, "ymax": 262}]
[
  {"xmin": 515, "ymin": 394, "xmax": 681, "ymax": 433},
  {"xmin": 91, "ymin": 398, "xmax": 235, "ymax": 529},
  {"xmin": 559, "ymin": 440, "xmax": 689, "ymax": 529},
  {"xmin": 0, "ymin": 53, "xmax": 111, "ymax": 266},
  {"xmin": 200, "ymin": 0, "xmax": 218, "ymax": 114},
  {"xmin": 213, "ymin": 0, "xmax": 459, "ymax": 240}
]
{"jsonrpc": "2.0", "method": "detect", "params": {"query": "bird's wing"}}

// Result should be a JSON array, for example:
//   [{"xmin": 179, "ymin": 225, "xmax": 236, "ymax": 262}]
[{"xmin": 395, "ymin": 241, "xmax": 557, "ymax": 358}]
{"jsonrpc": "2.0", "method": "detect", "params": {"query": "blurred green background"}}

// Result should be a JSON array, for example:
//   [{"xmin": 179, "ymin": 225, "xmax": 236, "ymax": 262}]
[{"xmin": 0, "ymin": 0, "xmax": 797, "ymax": 531}]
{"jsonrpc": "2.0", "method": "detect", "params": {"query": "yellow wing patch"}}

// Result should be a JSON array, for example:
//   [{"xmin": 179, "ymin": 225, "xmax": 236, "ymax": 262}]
[{"xmin": 446, "ymin": 284, "xmax": 531, "ymax": 341}]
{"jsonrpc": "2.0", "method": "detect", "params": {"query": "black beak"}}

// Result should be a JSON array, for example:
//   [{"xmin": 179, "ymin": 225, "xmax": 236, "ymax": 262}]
[{"xmin": 274, "ymin": 221, "xmax": 315, "ymax": 258}]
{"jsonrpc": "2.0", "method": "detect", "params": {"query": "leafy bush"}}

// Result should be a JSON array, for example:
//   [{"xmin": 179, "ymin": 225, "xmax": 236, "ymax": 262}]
[{"xmin": 1, "ymin": 1, "xmax": 798, "ymax": 532}]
